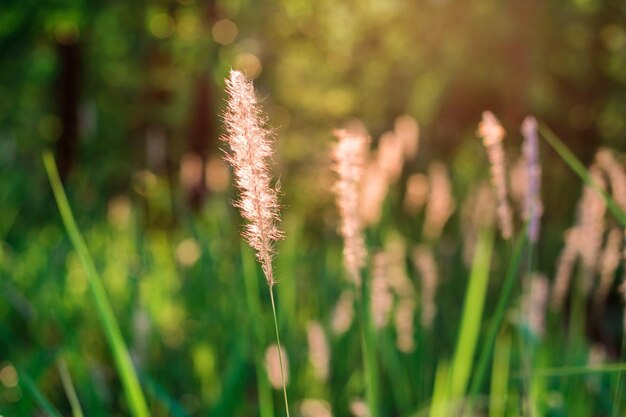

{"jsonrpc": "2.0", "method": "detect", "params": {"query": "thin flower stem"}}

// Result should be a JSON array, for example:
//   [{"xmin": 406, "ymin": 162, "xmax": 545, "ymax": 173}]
[{"xmin": 269, "ymin": 285, "xmax": 290, "ymax": 417}]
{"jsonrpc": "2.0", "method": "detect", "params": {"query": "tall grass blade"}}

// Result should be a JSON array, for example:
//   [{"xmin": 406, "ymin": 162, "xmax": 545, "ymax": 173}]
[
  {"xmin": 430, "ymin": 360, "xmax": 451, "ymax": 417},
  {"xmin": 537, "ymin": 122, "xmax": 626, "ymax": 227},
  {"xmin": 19, "ymin": 369, "xmax": 63, "ymax": 417},
  {"xmin": 468, "ymin": 228, "xmax": 527, "ymax": 398},
  {"xmin": 361, "ymin": 284, "xmax": 380, "ymax": 417},
  {"xmin": 449, "ymin": 227, "xmax": 494, "ymax": 399},
  {"xmin": 42, "ymin": 151, "xmax": 150, "ymax": 417},
  {"xmin": 56, "ymin": 358, "xmax": 85, "ymax": 417},
  {"xmin": 142, "ymin": 375, "xmax": 190, "ymax": 417},
  {"xmin": 489, "ymin": 332, "xmax": 511, "ymax": 417},
  {"xmin": 513, "ymin": 362, "xmax": 626, "ymax": 378}
]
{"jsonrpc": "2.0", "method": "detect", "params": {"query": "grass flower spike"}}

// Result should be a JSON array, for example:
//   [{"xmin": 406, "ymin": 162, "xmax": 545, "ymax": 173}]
[
  {"xmin": 478, "ymin": 111, "xmax": 513, "ymax": 240},
  {"xmin": 222, "ymin": 70, "xmax": 290, "ymax": 416},
  {"xmin": 222, "ymin": 70, "xmax": 283, "ymax": 286},
  {"xmin": 521, "ymin": 116, "xmax": 543, "ymax": 243},
  {"xmin": 332, "ymin": 128, "xmax": 369, "ymax": 286}
]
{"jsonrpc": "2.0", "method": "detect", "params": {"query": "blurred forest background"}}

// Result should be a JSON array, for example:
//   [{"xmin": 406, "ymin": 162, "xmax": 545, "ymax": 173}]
[{"xmin": 1, "ymin": 0, "xmax": 626, "ymax": 415}]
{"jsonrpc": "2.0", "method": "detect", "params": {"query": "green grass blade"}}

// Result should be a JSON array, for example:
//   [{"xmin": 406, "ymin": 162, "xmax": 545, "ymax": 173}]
[
  {"xmin": 356, "ymin": 272, "xmax": 380, "ymax": 417},
  {"xmin": 42, "ymin": 152, "xmax": 150, "ymax": 417},
  {"xmin": 430, "ymin": 360, "xmax": 451, "ymax": 417},
  {"xmin": 468, "ymin": 229, "xmax": 527, "ymax": 398},
  {"xmin": 449, "ymin": 227, "xmax": 494, "ymax": 399},
  {"xmin": 57, "ymin": 358, "xmax": 85, "ymax": 417},
  {"xmin": 538, "ymin": 122, "xmax": 626, "ymax": 227},
  {"xmin": 142, "ymin": 374, "xmax": 190, "ymax": 417},
  {"xmin": 513, "ymin": 362, "xmax": 626, "ymax": 378},
  {"xmin": 19, "ymin": 369, "xmax": 63, "ymax": 417},
  {"xmin": 489, "ymin": 332, "xmax": 511, "ymax": 417}
]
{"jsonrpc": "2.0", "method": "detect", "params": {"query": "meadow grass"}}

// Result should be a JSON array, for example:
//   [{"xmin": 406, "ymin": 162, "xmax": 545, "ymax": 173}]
[{"xmin": 1, "ymin": 118, "xmax": 626, "ymax": 417}]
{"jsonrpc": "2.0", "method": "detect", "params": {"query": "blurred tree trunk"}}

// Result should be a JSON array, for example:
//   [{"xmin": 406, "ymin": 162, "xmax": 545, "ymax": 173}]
[
  {"xmin": 55, "ymin": 41, "xmax": 81, "ymax": 181},
  {"xmin": 186, "ymin": 74, "xmax": 217, "ymax": 210},
  {"xmin": 185, "ymin": 0, "xmax": 219, "ymax": 210}
]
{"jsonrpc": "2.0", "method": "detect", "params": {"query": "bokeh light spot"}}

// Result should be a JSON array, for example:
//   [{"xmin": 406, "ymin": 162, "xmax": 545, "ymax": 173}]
[
  {"xmin": 176, "ymin": 238, "xmax": 201, "ymax": 267},
  {"xmin": 149, "ymin": 13, "xmax": 175, "ymax": 39},
  {"xmin": 177, "ymin": 13, "xmax": 201, "ymax": 41},
  {"xmin": 234, "ymin": 53, "xmax": 262, "ymax": 79},
  {"xmin": 601, "ymin": 25, "xmax": 626, "ymax": 51},
  {"xmin": 205, "ymin": 156, "xmax": 230, "ymax": 193},
  {"xmin": 107, "ymin": 195, "xmax": 132, "ymax": 229},
  {"xmin": 323, "ymin": 88, "xmax": 354, "ymax": 117},
  {"xmin": 0, "ymin": 364, "xmax": 18, "ymax": 388},
  {"xmin": 212, "ymin": 19, "xmax": 238, "ymax": 45}
]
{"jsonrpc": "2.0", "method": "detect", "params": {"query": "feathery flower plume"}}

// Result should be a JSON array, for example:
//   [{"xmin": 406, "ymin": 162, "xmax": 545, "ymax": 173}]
[
  {"xmin": 596, "ymin": 148, "xmax": 626, "ymax": 212},
  {"xmin": 222, "ymin": 70, "xmax": 283, "ymax": 286},
  {"xmin": 552, "ymin": 167, "xmax": 607, "ymax": 308},
  {"xmin": 394, "ymin": 115, "xmax": 420, "ymax": 160},
  {"xmin": 331, "ymin": 290, "xmax": 355, "ymax": 335},
  {"xmin": 306, "ymin": 321, "xmax": 330, "ymax": 382},
  {"xmin": 477, "ymin": 111, "xmax": 513, "ymax": 240},
  {"xmin": 521, "ymin": 116, "xmax": 543, "ymax": 243},
  {"xmin": 265, "ymin": 344, "xmax": 289, "ymax": 389},
  {"xmin": 577, "ymin": 165, "xmax": 607, "ymax": 292},
  {"xmin": 385, "ymin": 236, "xmax": 414, "ymax": 296},
  {"xmin": 360, "ymin": 161, "xmax": 388, "ymax": 225},
  {"xmin": 350, "ymin": 398, "xmax": 371, "ymax": 417},
  {"xmin": 332, "ymin": 128, "xmax": 369, "ymax": 285},
  {"xmin": 509, "ymin": 154, "xmax": 527, "ymax": 212},
  {"xmin": 413, "ymin": 245, "xmax": 438, "ymax": 328},
  {"xmin": 423, "ymin": 161, "xmax": 455, "ymax": 240},
  {"xmin": 376, "ymin": 131, "xmax": 404, "ymax": 183},
  {"xmin": 359, "ymin": 116, "xmax": 419, "ymax": 225},
  {"xmin": 551, "ymin": 228, "xmax": 581, "ymax": 310},
  {"xmin": 403, "ymin": 173, "xmax": 429, "ymax": 214},
  {"xmin": 593, "ymin": 227, "xmax": 622, "ymax": 312},
  {"xmin": 371, "ymin": 252, "xmax": 393, "ymax": 330},
  {"xmin": 223, "ymin": 70, "xmax": 290, "ymax": 416},
  {"xmin": 300, "ymin": 399, "xmax": 333, "ymax": 417},
  {"xmin": 395, "ymin": 297, "xmax": 416, "ymax": 353}
]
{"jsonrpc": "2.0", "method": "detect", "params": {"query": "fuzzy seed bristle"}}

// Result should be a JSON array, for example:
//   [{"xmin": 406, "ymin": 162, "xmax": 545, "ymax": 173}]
[{"xmin": 222, "ymin": 70, "xmax": 283, "ymax": 286}]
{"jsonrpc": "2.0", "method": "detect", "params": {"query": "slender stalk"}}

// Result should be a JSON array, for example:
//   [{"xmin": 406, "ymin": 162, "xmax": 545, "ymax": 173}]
[
  {"xmin": 19, "ymin": 369, "xmax": 64, "ymax": 417},
  {"xmin": 537, "ymin": 123, "xmax": 626, "ymax": 227},
  {"xmin": 269, "ymin": 286, "xmax": 290, "ymax": 417},
  {"xmin": 355, "ymin": 273, "xmax": 379, "ymax": 417}
]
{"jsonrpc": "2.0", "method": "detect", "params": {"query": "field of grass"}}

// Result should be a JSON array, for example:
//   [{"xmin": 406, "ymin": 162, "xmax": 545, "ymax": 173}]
[{"xmin": 2, "ymin": 77, "xmax": 626, "ymax": 417}]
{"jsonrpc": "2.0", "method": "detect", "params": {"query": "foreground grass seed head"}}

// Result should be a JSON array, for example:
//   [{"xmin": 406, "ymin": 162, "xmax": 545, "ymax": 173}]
[{"xmin": 222, "ymin": 70, "xmax": 283, "ymax": 286}]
